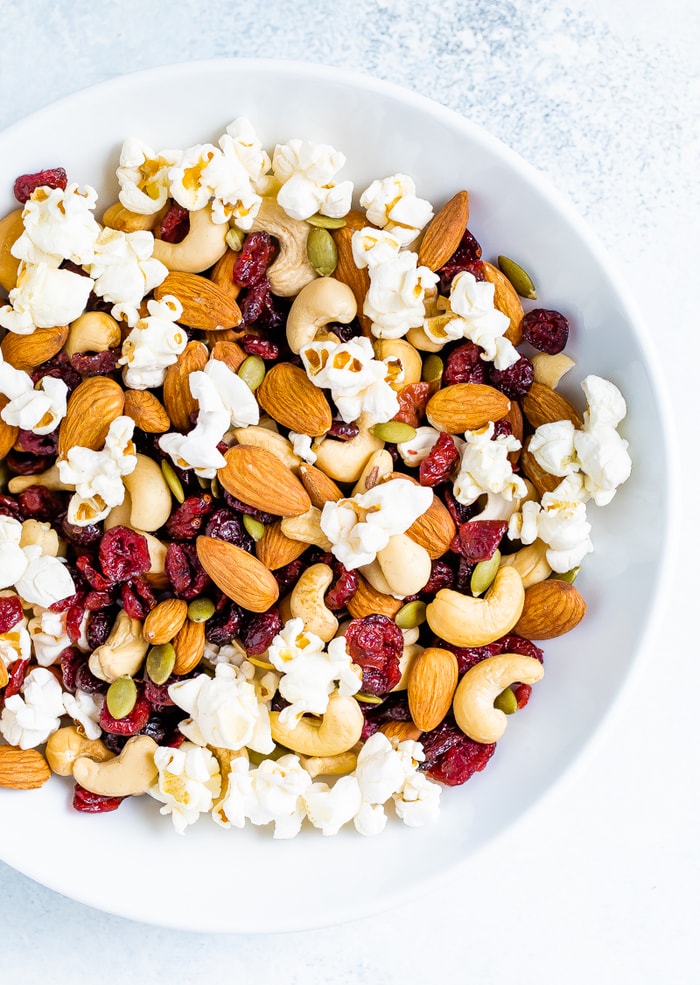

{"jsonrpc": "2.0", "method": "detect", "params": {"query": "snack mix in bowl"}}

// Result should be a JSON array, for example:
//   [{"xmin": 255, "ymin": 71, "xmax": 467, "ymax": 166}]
[{"xmin": 0, "ymin": 118, "xmax": 632, "ymax": 838}]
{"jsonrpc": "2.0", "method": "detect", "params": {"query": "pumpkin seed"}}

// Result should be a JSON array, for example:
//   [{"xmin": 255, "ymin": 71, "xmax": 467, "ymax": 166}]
[
  {"xmin": 494, "ymin": 686, "xmax": 518, "ymax": 715},
  {"xmin": 246, "ymin": 655, "xmax": 275, "ymax": 671},
  {"xmin": 237, "ymin": 354, "xmax": 266, "ymax": 391},
  {"xmin": 307, "ymin": 213, "xmax": 347, "ymax": 229},
  {"xmin": 225, "ymin": 226, "xmax": 245, "ymax": 252},
  {"xmin": 106, "ymin": 675, "xmax": 138, "ymax": 720},
  {"xmin": 161, "ymin": 459, "xmax": 185, "ymax": 504},
  {"xmin": 243, "ymin": 514, "xmax": 266, "ymax": 541},
  {"xmin": 497, "ymin": 255, "xmax": 537, "ymax": 300},
  {"xmin": 369, "ymin": 421, "xmax": 417, "ymax": 444},
  {"xmin": 306, "ymin": 226, "xmax": 338, "ymax": 276},
  {"xmin": 355, "ymin": 691, "xmax": 384, "ymax": 705},
  {"xmin": 470, "ymin": 550, "xmax": 502, "ymax": 597},
  {"xmin": 395, "ymin": 599, "xmax": 427, "ymax": 630},
  {"xmin": 187, "ymin": 597, "xmax": 215, "ymax": 622},
  {"xmin": 146, "ymin": 643, "xmax": 177, "ymax": 686},
  {"xmin": 551, "ymin": 566, "xmax": 580, "ymax": 584},
  {"xmin": 422, "ymin": 353, "xmax": 444, "ymax": 384}
]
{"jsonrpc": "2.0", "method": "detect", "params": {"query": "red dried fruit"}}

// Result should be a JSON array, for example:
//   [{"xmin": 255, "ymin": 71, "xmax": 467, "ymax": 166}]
[
  {"xmin": 419, "ymin": 718, "xmax": 496, "ymax": 786},
  {"xmin": 273, "ymin": 557, "xmax": 306, "ymax": 595},
  {"xmin": 241, "ymin": 334, "xmax": 279, "ymax": 360},
  {"xmin": 489, "ymin": 354, "xmax": 534, "ymax": 399},
  {"xmin": 165, "ymin": 541, "xmax": 212, "ymax": 599},
  {"xmin": 5, "ymin": 451, "xmax": 53, "ymax": 475},
  {"xmin": 419, "ymin": 432, "xmax": 460, "ymax": 487},
  {"xmin": 85, "ymin": 610, "xmax": 116, "ymax": 650},
  {"xmin": 13, "ymin": 167, "xmax": 67, "ymax": 204},
  {"xmin": 121, "ymin": 577, "xmax": 157, "ymax": 619},
  {"xmin": 165, "ymin": 494, "xmax": 214, "ymax": 540},
  {"xmin": 74, "ymin": 662, "xmax": 108, "ymax": 695},
  {"xmin": 327, "ymin": 420, "xmax": 360, "ymax": 441},
  {"xmin": 99, "ymin": 688, "xmax": 151, "ymax": 736},
  {"xmin": 521, "ymin": 308, "xmax": 570, "ymax": 355},
  {"xmin": 325, "ymin": 562, "xmax": 359, "ymax": 611},
  {"xmin": 99, "ymin": 526, "xmax": 151, "ymax": 583},
  {"xmin": 438, "ymin": 633, "xmax": 543, "ymax": 675},
  {"xmin": 0, "ymin": 495, "xmax": 22, "ymax": 520},
  {"xmin": 344, "ymin": 614, "xmax": 403, "ymax": 696},
  {"xmin": 454, "ymin": 520, "xmax": 508, "ymax": 562},
  {"xmin": 437, "ymin": 229, "xmax": 484, "ymax": 294},
  {"xmin": 0, "ymin": 595, "xmax": 23, "ymax": 632},
  {"xmin": 72, "ymin": 783, "xmax": 125, "ymax": 814},
  {"xmin": 60, "ymin": 515, "xmax": 102, "ymax": 548},
  {"xmin": 234, "ymin": 231, "xmax": 275, "ymax": 287},
  {"xmin": 14, "ymin": 429, "xmax": 59, "ymax": 458},
  {"xmin": 30, "ymin": 352, "xmax": 82, "ymax": 392},
  {"xmin": 69, "ymin": 349, "xmax": 122, "ymax": 377},
  {"xmin": 65, "ymin": 598, "xmax": 87, "ymax": 643},
  {"xmin": 204, "ymin": 507, "xmax": 254, "ymax": 552},
  {"xmin": 393, "ymin": 381, "xmax": 433, "ymax": 428},
  {"xmin": 240, "ymin": 609, "xmax": 283, "ymax": 655},
  {"xmin": 421, "ymin": 558, "xmax": 456, "ymax": 596},
  {"xmin": 443, "ymin": 341, "xmax": 487, "ymax": 386},
  {"xmin": 76, "ymin": 554, "xmax": 114, "ymax": 591},
  {"xmin": 59, "ymin": 647, "xmax": 85, "ymax": 692},
  {"xmin": 158, "ymin": 203, "xmax": 190, "ymax": 243},
  {"xmin": 513, "ymin": 683, "xmax": 532, "ymax": 709},
  {"xmin": 4, "ymin": 658, "xmax": 30, "ymax": 698},
  {"xmin": 205, "ymin": 596, "xmax": 243, "ymax": 647},
  {"xmin": 222, "ymin": 491, "xmax": 278, "ymax": 524}
]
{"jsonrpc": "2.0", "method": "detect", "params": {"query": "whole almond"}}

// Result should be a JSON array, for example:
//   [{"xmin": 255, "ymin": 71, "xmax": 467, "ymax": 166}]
[
  {"xmin": 417, "ymin": 190, "xmax": 470, "ymax": 272},
  {"xmin": 0, "ymin": 746, "xmax": 51, "ymax": 790},
  {"xmin": 172, "ymin": 617, "xmax": 206, "ymax": 675},
  {"xmin": 211, "ymin": 339, "xmax": 247, "ymax": 373},
  {"xmin": 210, "ymin": 248, "xmax": 242, "ymax": 302},
  {"xmin": 379, "ymin": 720, "xmax": 423, "ymax": 743},
  {"xmin": 256, "ymin": 362, "xmax": 333, "ymax": 437},
  {"xmin": 142, "ymin": 597, "xmax": 189, "ymax": 645},
  {"xmin": 123, "ymin": 389, "xmax": 170, "ymax": 433},
  {"xmin": 163, "ymin": 340, "xmax": 209, "ymax": 431},
  {"xmin": 1, "ymin": 324, "xmax": 69, "ymax": 370},
  {"xmin": 346, "ymin": 573, "xmax": 402, "ymax": 620},
  {"xmin": 299, "ymin": 463, "xmax": 344, "ymax": 508},
  {"xmin": 154, "ymin": 271, "xmax": 242, "ymax": 331},
  {"xmin": 218, "ymin": 445, "xmax": 311, "ymax": 517},
  {"xmin": 196, "ymin": 535, "xmax": 280, "ymax": 612},
  {"xmin": 58, "ymin": 376, "xmax": 125, "ymax": 456},
  {"xmin": 255, "ymin": 520, "xmax": 308, "ymax": 570},
  {"xmin": 332, "ymin": 225, "xmax": 372, "ymax": 336},
  {"xmin": 0, "ymin": 208, "xmax": 23, "ymax": 291},
  {"xmin": 481, "ymin": 260, "xmax": 525, "ymax": 346},
  {"xmin": 521, "ymin": 381, "xmax": 583, "ymax": 430},
  {"xmin": 520, "ymin": 437, "xmax": 561, "ymax": 497},
  {"xmin": 426, "ymin": 383, "xmax": 511, "ymax": 433},
  {"xmin": 383, "ymin": 472, "xmax": 456, "ymax": 559},
  {"xmin": 0, "ymin": 397, "xmax": 19, "ymax": 459},
  {"xmin": 407, "ymin": 646, "xmax": 460, "ymax": 732},
  {"xmin": 513, "ymin": 578, "xmax": 586, "ymax": 640}
]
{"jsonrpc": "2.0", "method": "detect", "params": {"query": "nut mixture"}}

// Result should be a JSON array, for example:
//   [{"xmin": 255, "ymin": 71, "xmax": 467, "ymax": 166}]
[{"xmin": 0, "ymin": 121, "xmax": 632, "ymax": 837}]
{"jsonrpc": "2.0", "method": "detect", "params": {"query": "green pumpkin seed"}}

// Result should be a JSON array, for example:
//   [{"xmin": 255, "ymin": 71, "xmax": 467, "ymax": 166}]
[
  {"xmin": 470, "ymin": 550, "xmax": 502, "ymax": 597},
  {"xmin": 243, "ymin": 514, "xmax": 266, "ymax": 541},
  {"xmin": 355, "ymin": 691, "xmax": 384, "ymax": 705},
  {"xmin": 369, "ymin": 421, "xmax": 417, "ymax": 444},
  {"xmin": 187, "ymin": 597, "xmax": 215, "ymax": 623},
  {"xmin": 210, "ymin": 475, "xmax": 222, "ymax": 499},
  {"xmin": 225, "ymin": 226, "xmax": 245, "ymax": 252},
  {"xmin": 306, "ymin": 226, "xmax": 338, "ymax": 276},
  {"xmin": 306, "ymin": 213, "xmax": 347, "ymax": 230},
  {"xmin": 422, "ymin": 353, "xmax": 444, "ymax": 384},
  {"xmin": 238, "ymin": 354, "xmax": 266, "ymax": 391},
  {"xmin": 248, "ymin": 744, "xmax": 289, "ymax": 766},
  {"xmin": 106, "ymin": 675, "xmax": 138, "ymax": 720},
  {"xmin": 395, "ymin": 599, "xmax": 427, "ymax": 630},
  {"xmin": 146, "ymin": 643, "xmax": 177, "ymax": 686},
  {"xmin": 161, "ymin": 459, "xmax": 185, "ymax": 504},
  {"xmin": 551, "ymin": 566, "xmax": 580, "ymax": 584},
  {"xmin": 494, "ymin": 686, "xmax": 518, "ymax": 715},
  {"xmin": 497, "ymin": 255, "xmax": 537, "ymax": 300}
]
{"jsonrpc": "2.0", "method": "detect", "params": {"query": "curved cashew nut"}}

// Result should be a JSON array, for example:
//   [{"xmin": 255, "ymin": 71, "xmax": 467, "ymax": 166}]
[
  {"xmin": 299, "ymin": 748, "xmax": 359, "ymax": 778},
  {"xmin": 351, "ymin": 448, "xmax": 394, "ymax": 497},
  {"xmin": 500, "ymin": 539, "xmax": 552, "ymax": 588},
  {"xmin": 405, "ymin": 325, "xmax": 444, "ymax": 353},
  {"xmin": 7, "ymin": 463, "xmax": 71, "ymax": 495},
  {"xmin": 248, "ymin": 196, "xmax": 318, "ymax": 297},
  {"xmin": 72, "ymin": 735, "xmax": 159, "ymax": 797},
  {"xmin": 231, "ymin": 425, "xmax": 302, "ymax": 472},
  {"xmin": 372, "ymin": 337, "xmax": 423, "ymax": 388},
  {"xmin": 64, "ymin": 311, "xmax": 122, "ymax": 358},
  {"xmin": 122, "ymin": 454, "xmax": 173, "ymax": 531},
  {"xmin": 20, "ymin": 519, "xmax": 60, "ymax": 557},
  {"xmin": 453, "ymin": 653, "xmax": 544, "ymax": 743},
  {"xmin": 426, "ymin": 566, "xmax": 525, "ymax": 647},
  {"xmin": 281, "ymin": 508, "xmax": 333, "ymax": 551},
  {"xmin": 285, "ymin": 276, "xmax": 357, "ymax": 353},
  {"xmin": 45, "ymin": 726, "xmax": 114, "ymax": 776},
  {"xmin": 102, "ymin": 201, "xmax": 168, "ymax": 232},
  {"xmin": 269, "ymin": 693, "xmax": 364, "ymax": 757},
  {"xmin": 289, "ymin": 562, "xmax": 338, "ymax": 642},
  {"xmin": 312, "ymin": 412, "xmax": 384, "ymax": 484},
  {"xmin": 374, "ymin": 533, "xmax": 432, "ymax": 599},
  {"xmin": 152, "ymin": 205, "xmax": 228, "ymax": 272},
  {"xmin": 88, "ymin": 608, "xmax": 149, "ymax": 682}
]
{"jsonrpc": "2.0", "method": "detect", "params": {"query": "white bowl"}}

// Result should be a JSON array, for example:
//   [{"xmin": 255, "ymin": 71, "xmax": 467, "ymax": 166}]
[{"xmin": 0, "ymin": 59, "xmax": 674, "ymax": 933}]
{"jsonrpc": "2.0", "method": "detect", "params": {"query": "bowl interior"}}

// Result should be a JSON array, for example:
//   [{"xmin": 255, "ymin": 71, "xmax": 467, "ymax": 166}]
[{"xmin": 0, "ymin": 59, "xmax": 672, "ymax": 933}]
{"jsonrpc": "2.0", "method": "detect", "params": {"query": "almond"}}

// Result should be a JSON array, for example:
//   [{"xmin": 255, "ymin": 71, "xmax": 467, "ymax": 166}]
[
  {"xmin": 481, "ymin": 260, "xmax": 525, "ymax": 345},
  {"xmin": 383, "ymin": 471, "xmax": 456, "ymax": 559},
  {"xmin": 426, "ymin": 383, "xmax": 511, "ymax": 433},
  {"xmin": 407, "ymin": 646, "xmax": 460, "ymax": 732},
  {"xmin": 58, "ymin": 375, "xmax": 125, "ymax": 456},
  {"xmin": 123, "ymin": 389, "xmax": 170, "ymax": 434},
  {"xmin": 218, "ymin": 444, "xmax": 311, "ymax": 518},
  {"xmin": 0, "ymin": 208, "xmax": 24, "ymax": 291},
  {"xmin": 196, "ymin": 535, "xmax": 280, "ymax": 612},
  {"xmin": 154, "ymin": 271, "xmax": 242, "ymax": 332},
  {"xmin": 346, "ymin": 573, "xmax": 402, "ymax": 620},
  {"xmin": 172, "ymin": 617, "xmax": 206, "ymax": 675},
  {"xmin": 332, "ymin": 225, "xmax": 372, "ymax": 336},
  {"xmin": 210, "ymin": 339, "xmax": 247, "ymax": 373},
  {"xmin": 209, "ymin": 248, "xmax": 242, "ymax": 302},
  {"xmin": 162, "ymin": 340, "xmax": 209, "ymax": 431},
  {"xmin": 417, "ymin": 190, "xmax": 470, "ymax": 272},
  {"xmin": 0, "ymin": 745, "xmax": 51, "ymax": 790},
  {"xmin": 378, "ymin": 720, "xmax": 423, "ymax": 743},
  {"xmin": 256, "ymin": 519, "xmax": 308, "ymax": 570},
  {"xmin": 512, "ymin": 578, "xmax": 586, "ymax": 640},
  {"xmin": 504, "ymin": 398, "xmax": 524, "ymax": 465},
  {"xmin": 299, "ymin": 463, "xmax": 344, "ymax": 508},
  {"xmin": 0, "ymin": 397, "xmax": 19, "ymax": 459},
  {"xmin": 520, "ymin": 437, "xmax": 561, "ymax": 497},
  {"xmin": 1, "ymin": 324, "xmax": 69, "ymax": 370},
  {"xmin": 521, "ymin": 381, "xmax": 583, "ymax": 430},
  {"xmin": 142, "ymin": 597, "xmax": 189, "ymax": 645},
  {"xmin": 256, "ymin": 362, "xmax": 333, "ymax": 437}
]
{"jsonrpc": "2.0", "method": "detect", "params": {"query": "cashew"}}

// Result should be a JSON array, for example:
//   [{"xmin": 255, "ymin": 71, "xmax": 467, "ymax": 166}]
[
  {"xmin": 426, "ymin": 566, "xmax": 525, "ymax": 647},
  {"xmin": 405, "ymin": 325, "xmax": 444, "ymax": 353},
  {"xmin": 102, "ymin": 201, "xmax": 167, "ymax": 232},
  {"xmin": 391, "ymin": 642, "xmax": 424, "ymax": 692},
  {"xmin": 20, "ymin": 519, "xmax": 60, "ymax": 557},
  {"xmin": 289, "ymin": 563, "xmax": 338, "ymax": 642},
  {"xmin": 500, "ymin": 539, "xmax": 552, "ymax": 588},
  {"xmin": 280, "ymin": 508, "xmax": 333, "ymax": 551},
  {"xmin": 312, "ymin": 412, "xmax": 384, "ymax": 483},
  {"xmin": 351, "ymin": 448, "xmax": 394, "ymax": 496},
  {"xmin": 72, "ymin": 735, "xmax": 159, "ymax": 797},
  {"xmin": 248, "ymin": 196, "xmax": 318, "ymax": 297},
  {"xmin": 270, "ymin": 693, "xmax": 364, "ymax": 757},
  {"xmin": 45, "ymin": 726, "xmax": 114, "ymax": 776},
  {"xmin": 64, "ymin": 311, "xmax": 122, "ymax": 358},
  {"xmin": 121, "ymin": 454, "xmax": 173, "ymax": 531},
  {"xmin": 231, "ymin": 425, "xmax": 302, "ymax": 472},
  {"xmin": 453, "ymin": 653, "xmax": 544, "ymax": 743},
  {"xmin": 88, "ymin": 608, "xmax": 149, "ymax": 682},
  {"xmin": 285, "ymin": 276, "xmax": 357, "ymax": 353},
  {"xmin": 299, "ymin": 747, "xmax": 360, "ymax": 778},
  {"xmin": 372, "ymin": 338, "xmax": 423, "ymax": 388},
  {"xmin": 531, "ymin": 352, "xmax": 575, "ymax": 390},
  {"xmin": 8, "ymin": 463, "xmax": 71, "ymax": 495},
  {"xmin": 374, "ymin": 533, "xmax": 432, "ymax": 599},
  {"xmin": 152, "ymin": 204, "xmax": 228, "ymax": 272}
]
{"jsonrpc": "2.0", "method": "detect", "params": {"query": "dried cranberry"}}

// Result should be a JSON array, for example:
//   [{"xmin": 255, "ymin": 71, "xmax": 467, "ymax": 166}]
[
  {"xmin": 205, "ymin": 597, "xmax": 243, "ymax": 646},
  {"xmin": 4, "ymin": 450, "xmax": 52, "ymax": 475},
  {"xmin": 99, "ymin": 688, "xmax": 151, "ymax": 736},
  {"xmin": 165, "ymin": 541, "xmax": 212, "ymax": 600},
  {"xmin": 85, "ymin": 610, "xmax": 116, "ymax": 650},
  {"xmin": 14, "ymin": 167, "xmax": 67, "ymax": 203},
  {"xmin": 492, "ymin": 418, "xmax": 514, "ymax": 440},
  {"xmin": 84, "ymin": 590, "xmax": 116, "ymax": 611},
  {"xmin": 65, "ymin": 599, "xmax": 87, "ymax": 643},
  {"xmin": 76, "ymin": 554, "xmax": 113, "ymax": 591},
  {"xmin": 4, "ymin": 658, "xmax": 30, "ymax": 698},
  {"xmin": 69, "ymin": 349, "xmax": 122, "ymax": 377},
  {"xmin": 222, "ymin": 491, "xmax": 277, "ymax": 524},
  {"xmin": 393, "ymin": 381, "xmax": 433, "ymax": 428},
  {"xmin": 59, "ymin": 647, "xmax": 85, "ymax": 692},
  {"xmin": 489, "ymin": 354, "xmax": 534, "ymax": 399},
  {"xmin": 325, "ymin": 563, "xmax": 358, "ymax": 611},
  {"xmin": 455, "ymin": 556, "xmax": 475, "ymax": 593},
  {"xmin": 240, "ymin": 334, "xmax": 279, "ymax": 360},
  {"xmin": 344, "ymin": 615, "xmax": 403, "ymax": 696},
  {"xmin": 165, "ymin": 494, "xmax": 214, "ymax": 540},
  {"xmin": 327, "ymin": 420, "xmax": 360, "ymax": 441},
  {"xmin": 59, "ymin": 515, "xmax": 102, "ymax": 548},
  {"xmin": 121, "ymin": 577, "xmax": 157, "ymax": 619},
  {"xmin": 72, "ymin": 783, "xmax": 125, "ymax": 813},
  {"xmin": 497, "ymin": 633, "xmax": 544, "ymax": 663},
  {"xmin": 74, "ymin": 662, "xmax": 108, "ymax": 694},
  {"xmin": 14, "ymin": 429, "xmax": 59, "ymax": 458},
  {"xmin": 240, "ymin": 609, "xmax": 283, "ymax": 655},
  {"xmin": 513, "ymin": 683, "xmax": 533, "ymax": 708},
  {"xmin": 99, "ymin": 526, "xmax": 151, "ymax": 583},
  {"xmin": 419, "ymin": 432, "xmax": 460, "ymax": 487},
  {"xmin": 139, "ymin": 707, "xmax": 185, "ymax": 745},
  {"xmin": 420, "ymin": 718, "xmax": 496, "ymax": 785},
  {"xmin": 159, "ymin": 203, "xmax": 190, "ymax": 243},
  {"xmin": 240, "ymin": 278, "xmax": 274, "ymax": 326},
  {"xmin": 437, "ymin": 230, "xmax": 484, "ymax": 294},
  {"xmin": 30, "ymin": 352, "xmax": 82, "ymax": 393},
  {"xmin": 204, "ymin": 507, "xmax": 254, "ymax": 552},
  {"xmin": 0, "ymin": 495, "xmax": 21, "ymax": 520},
  {"xmin": 521, "ymin": 308, "xmax": 570, "ymax": 354},
  {"xmin": 443, "ymin": 342, "xmax": 487, "ymax": 386},
  {"xmin": 234, "ymin": 231, "xmax": 275, "ymax": 287},
  {"xmin": 329, "ymin": 318, "xmax": 360, "ymax": 343},
  {"xmin": 421, "ymin": 558, "xmax": 456, "ymax": 595},
  {"xmin": 273, "ymin": 558, "xmax": 307, "ymax": 595},
  {"xmin": 0, "ymin": 595, "xmax": 23, "ymax": 632},
  {"xmin": 453, "ymin": 520, "xmax": 508, "ymax": 562},
  {"xmin": 360, "ymin": 690, "xmax": 412, "ymax": 739},
  {"xmin": 438, "ymin": 634, "xmax": 543, "ymax": 675}
]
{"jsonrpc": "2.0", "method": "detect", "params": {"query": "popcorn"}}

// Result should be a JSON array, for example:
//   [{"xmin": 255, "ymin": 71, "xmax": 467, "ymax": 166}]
[
  {"xmin": 0, "ymin": 261, "xmax": 94, "ymax": 334},
  {"xmin": 149, "ymin": 743, "xmax": 221, "ymax": 835},
  {"xmin": 273, "ymin": 138, "xmax": 352, "ymax": 220},
  {"xmin": 431, "ymin": 270, "xmax": 519, "ymax": 369},
  {"xmin": 0, "ymin": 354, "xmax": 67, "ymax": 433},
  {"xmin": 62, "ymin": 689, "xmax": 103, "ymax": 740},
  {"xmin": 508, "ymin": 487, "xmax": 594, "ymax": 572},
  {"xmin": 12, "ymin": 183, "xmax": 101, "ymax": 267},
  {"xmin": 87, "ymin": 226, "xmax": 168, "ymax": 327},
  {"xmin": 116, "ymin": 138, "xmax": 182, "ymax": 215},
  {"xmin": 0, "ymin": 667, "xmax": 65, "ymax": 749},
  {"xmin": 0, "ymin": 517, "xmax": 75, "ymax": 607},
  {"xmin": 359, "ymin": 173, "xmax": 433, "ymax": 246},
  {"xmin": 300, "ymin": 335, "xmax": 400, "ymax": 424},
  {"xmin": 58, "ymin": 415, "xmax": 137, "ymax": 526},
  {"xmin": 453, "ymin": 422, "xmax": 527, "ymax": 506},
  {"xmin": 363, "ymin": 250, "xmax": 439, "ymax": 340},
  {"xmin": 218, "ymin": 755, "xmax": 312, "ymax": 839},
  {"xmin": 118, "ymin": 295, "xmax": 188, "ymax": 389}
]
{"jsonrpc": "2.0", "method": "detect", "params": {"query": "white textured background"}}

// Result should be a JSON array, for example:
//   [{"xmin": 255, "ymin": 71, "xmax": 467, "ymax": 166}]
[{"xmin": 0, "ymin": 1, "xmax": 698, "ymax": 982}]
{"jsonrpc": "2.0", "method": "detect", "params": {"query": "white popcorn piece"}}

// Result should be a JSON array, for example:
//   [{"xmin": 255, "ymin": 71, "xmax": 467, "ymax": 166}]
[
  {"xmin": 0, "ymin": 261, "xmax": 94, "ymax": 334},
  {"xmin": 167, "ymin": 142, "xmax": 222, "ymax": 213},
  {"xmin": 453, "ymin": 422, "xmax": 527, "ymax": 506},
  {"xmin": 0, "ymin": 597, "xmax": 31, "ymax": 669},
  {"xmin": 210, "ymin": 117, "xmax": 270, "ymax": 228},
  {"xmin": 396, "ymin": 425, "xmax": 442, "ymax": 467},
  {"xmin": 0, "ymin": 516, "xmax": 32, "ymax": 589},
  {"xmin": 437, "ymin": 271, "xmax": 519, "ymax": 369},
  {"xmin": 119, "ymin": 295, "xmax": 188, "ymax": 389},
  {"xmin": 351, "ymin": 227, "xmax": 402, "ymax": 270},
  {"xmin": 149, "ymin": 743, "xmax": 222, "ymax": 835},
  {"xmin": 393, "ymin": 770, "xmax": 442, "ymax": 827},
  {"xmin": 0, "ymin": 355, "xmax": 67, "ymax": 434},
  {"xmin": 364, "ymin": 251, "xmax": 439, "ymax": 340},
  {"xmin": 14, "ymin": 546, "xmax": 76, "ymax": 608},
  {"xmin": 62, "ymin": 688, "xmax": 103, "ymax": 740},
  {"xmin": 12, "ymin": 183, "xmax": 101, "ymax": 267},
  {"xmin": 288, "ymin": 430, "xmax": 317, "ymax": 464},
  {"xmin": 87, "ymin": 227, "xmax": 168, "ymax": 327},
  {"xmin": 116, "ymin": 138, "xmax": 182, "ymax": 215},
  {"xmin": 27, "ymin": 608, "xmax": 72, "ymax": 666},
  {"xmin": 273, "ymin": 138, "xmax": 352, "ymax": 220},
  {"xmin": 58, "ymin": 415, "xmax": 137, "ymax": 526},
  {"xmin": 300, "ymin": 335, "xmax": 400, "ymax": 424},
  {"xmin": 303, "ymin": 775, "xmax": 363, "ymax": 836},
  {"xmin": 508, "ymin": 490, "xmax": 594, "ymax": 572},
  {"xmin": 359, "ymin": 173, "xmax": 433, "ymax": 247},
  {"xmin": 0, "ymin": 667, "xmax": 65, "ymax": 749},
  {"xmin": 218, "ymin": 755, "xmax": 312, "ymax": 839}
]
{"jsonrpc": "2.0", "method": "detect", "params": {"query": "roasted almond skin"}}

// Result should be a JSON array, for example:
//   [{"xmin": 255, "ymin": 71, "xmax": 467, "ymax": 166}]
[
  {"xmin": 426, "ymin": 383, "xmax": 511, "ymax": 433},
  {"xmin": 58, "ymin": 376, "xmax": 125, "ymax": 456},
  {"xmin": 163, "ymin": 340, "xmax": 209, "ymax": 431},
  {"xmin": 346, "ymin": 573, "xmax": 402, "ymax": 620},
  {"xmin": 521, "ymin": 382, "xmax": 584, "ymax": 430},
  {"xmin": 299, "ymin": 464, "xmax": 344, "ymax": 508},
  {"xmin": 481, "ymin": 261, "xmax": 524, "ymax": 346},
  {"xmin": 332, "ymin": 225, "xmax": 372, "ymax": 336},
  {"xmin": 211, "ymin": 339, "xmax": 247, "ymax": 373},
  {"xmin": 154, "ymin": 271, "xmax": 242, "ymax": 331},
  {"xmin": 123, "ymin": 389, "xmax": 171, "ymax": 433},
  {"xmin": 0, "ymin": 746, "xmax": 51, "ymax": 790},
  {"xmin": 256, "ymin": 520, "xmax": 308, "ymax": 570},
  {"xmin": 218, "ymin": 444, "xmax": 311, "ymax": 518},
  {"xmin": 512, "ymin": 578, "xmax": 586, "ymax": 640},
  {"xmin": 143, "ymin": 597, "xmax": 189, "ymax": 645},
  {"xmin": 383, "ymin": 472, "xmax": 456, "ymax": 560},
  {"xmin": 0, "ymin": 397, "xmax": 19, "ymax": 459},
  {"xmin": 407, "ymin": 646, "xmax": 460, "ymax": 732},
  {"xmin": 256, "ymin": 362, "xmax": 333, "ymax": 437},
  {"xmin": 172, "ymin": 618, "xmax": 206, "ymax": 675},
  {"xmin": 417, "ymin": 190, "xmax": 470, "ymax": 272},
  {"xmin": 1, "ymin": 324, "xmax": 68, "ymax": 370},
  {"xmin": 196, "ymin": 535, "xmax": 280, "ymax": 613}
]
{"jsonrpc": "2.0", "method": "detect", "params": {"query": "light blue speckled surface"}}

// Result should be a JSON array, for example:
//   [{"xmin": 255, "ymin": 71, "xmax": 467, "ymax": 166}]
[{"xmin": 0, "ymin": 2, "xmax": 698, "ymax": 982}]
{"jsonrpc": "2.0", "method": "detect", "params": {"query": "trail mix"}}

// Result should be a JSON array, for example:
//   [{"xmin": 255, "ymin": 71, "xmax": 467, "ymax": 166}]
[{"xmin": 0, "ymin": 120, "xmax": 632, "ymax": 836}]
